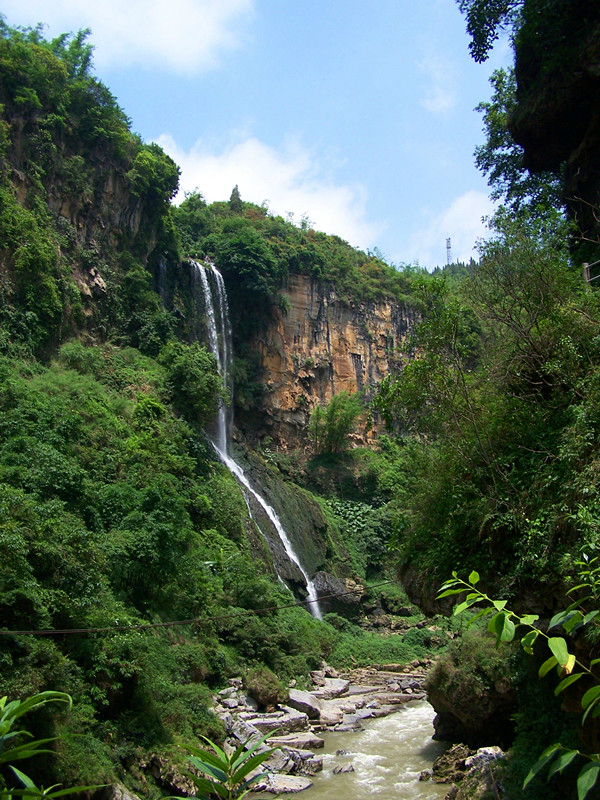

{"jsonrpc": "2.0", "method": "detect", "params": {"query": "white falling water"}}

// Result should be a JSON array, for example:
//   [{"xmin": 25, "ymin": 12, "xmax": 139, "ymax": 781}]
[{"xmin": 193, "ymin": 260, "xmax": 323, "ymax": 620}]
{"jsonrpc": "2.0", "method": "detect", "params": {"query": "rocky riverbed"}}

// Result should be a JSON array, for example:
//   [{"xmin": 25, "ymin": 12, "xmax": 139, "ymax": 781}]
[{"xmin": 212, "ymin": 661, "xmax": 431, "ymax": 793}]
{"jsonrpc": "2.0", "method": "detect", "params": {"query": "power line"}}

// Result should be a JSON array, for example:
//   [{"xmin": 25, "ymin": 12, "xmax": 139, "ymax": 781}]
[{"xmin": 0, "ymin": 580, "xmax": 397, "ymax": 637}]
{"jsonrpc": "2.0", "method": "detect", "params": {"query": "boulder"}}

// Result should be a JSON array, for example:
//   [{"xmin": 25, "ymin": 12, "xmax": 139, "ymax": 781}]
[
  {"xmin": 310, "ymin": 678, "xmax": 350, "ymax": 699},
  {"xmin": 102, "ymin": 784, "xmax": 142, "ymax": 800},
  {"xmin": 333, "ymin": 764, "xmax": 355, "ymax": 775},
  {"xmin": 246, "ymin": 706, "xmax": 309, "ymax": 734},
  {"xmin": 312, "ymin": 572, "xmax": 364, "ymax": 617},
  {"xmin": 268, "ymin": 732, "xmax": 325, "ymax": 750},
  {"xmin": 318, "ymin": 704, "xmax": 344, "ymax": 726},
  {"xmin": 287, "ymin": 689, "xmax": 323, "ymax": 719},
  {"xmin": 431, "ymin": 743, "xmax": 473, "ymax": 784},
  {"xmin": 255, "ymin": 774, "xmax": 313, "ymax": 793}
]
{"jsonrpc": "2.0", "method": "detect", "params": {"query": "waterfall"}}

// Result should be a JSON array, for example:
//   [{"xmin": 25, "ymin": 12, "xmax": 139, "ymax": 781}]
[{"xmin": 192, "ymin": 260, "xmax": 323, "ymax": 620}]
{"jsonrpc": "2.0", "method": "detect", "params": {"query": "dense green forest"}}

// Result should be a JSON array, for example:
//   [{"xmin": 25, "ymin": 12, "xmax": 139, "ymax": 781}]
[{"xmin": 3, "ymin": 1, "xmax": 600, "ymax": 798}]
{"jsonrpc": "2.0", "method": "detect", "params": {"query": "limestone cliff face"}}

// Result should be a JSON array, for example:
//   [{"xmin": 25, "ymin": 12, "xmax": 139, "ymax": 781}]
[{"xmin": 244, "ymin": 273, "xmax": 418, "ymax": 448}]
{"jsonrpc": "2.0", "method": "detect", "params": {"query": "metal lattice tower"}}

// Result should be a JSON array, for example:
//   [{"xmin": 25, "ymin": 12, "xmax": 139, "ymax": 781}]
[{"xmin": 446, "ymin": 237, "xmax": 452, "ymax": 266}]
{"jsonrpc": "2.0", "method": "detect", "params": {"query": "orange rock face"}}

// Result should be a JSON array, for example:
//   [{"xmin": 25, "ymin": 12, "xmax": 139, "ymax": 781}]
[{"xmin": 247, "ymin": 274, "xmax": 418, "ymax": 448}]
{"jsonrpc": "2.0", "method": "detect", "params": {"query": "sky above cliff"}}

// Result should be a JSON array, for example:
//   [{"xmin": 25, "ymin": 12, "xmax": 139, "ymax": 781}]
[{"xmin": 7, "ymin": 0, "xmax": 511, "ymax": 268}]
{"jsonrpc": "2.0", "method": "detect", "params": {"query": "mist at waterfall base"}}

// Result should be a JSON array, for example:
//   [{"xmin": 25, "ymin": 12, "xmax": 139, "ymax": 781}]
[{"xmin": 193, "ymin": 260, "xmax": 323, "ymax": 619}]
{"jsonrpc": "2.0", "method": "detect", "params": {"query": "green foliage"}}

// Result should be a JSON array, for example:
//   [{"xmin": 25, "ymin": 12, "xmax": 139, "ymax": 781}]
[
  {"xmin": 474, "ymin": 68, "xmax": 561, "ymax": 212},
  {"xmin": 183, "ymin": 732, "xmax": 276, "ymax": 800},
  {"xmin": 243, "ymin": 667, "xmax": 288, "ymax": 709},
  {"xmin": 308, "ymin": 392, "xmax": 364, "ymax": 456},
  {"xmin": 457, "ymin": 0, "xmax": 523, "ymax": 63},
  {"xmin": 440, "ymin": 567, "xmax": 600, "ymax": 799},
  {"xmin": 324, "ymin": 499, "xmax": 391, "ymax": 578},
  {"xmin": 0, "ymin": 691, "xmax": 99, "ymax": 799},
  {"xmin": 376, "ymin": 209, "xmax": 600, "ymax": 586},
  {"xmin": 0, "ymin": 19, "xmax": 180, "ymax": 354},
  {"xmin": 160, "ymin": 341, "xmax": 223, "ymax": 426},
  {"xmin": 327, "ymin": 626, "xmax": 415, "ymax": 668}
]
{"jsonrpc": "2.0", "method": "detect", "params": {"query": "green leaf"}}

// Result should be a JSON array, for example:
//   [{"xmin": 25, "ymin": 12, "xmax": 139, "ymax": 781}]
[
  {"xmin": 492, "ymin": 599, "xmax": 507, "ymax": 611},
  {"xmin": 523, "ymin": 743, "xmax": 562, "ymax": 788},
  {"xmin": 453, "ymin": 597, "xmax": 480, "ymax": 615},
  {"xmin": 582, "ymin": 698, "xmax": 600, "ymax": 726},
  {"xmin": 437, "ymin": 588, "xmax": 467, "ymax": 599},
  {"xmin": 568, "ymin": 583, "xmax": 592, "ymax": 594},
  {"xmin": 200, "ymin": 735, "xmax": 228, "ymax": 764},
  {"xmin": 192, "ymin": 761, "xmax": 228, "ymax": 784},
  {"xmin": 564, "ymin": 612, "xmax": 584, "ymax": 634},
  {"xmin": 581, "ymin": 685, "xmax": 600, "ymax": 710},
  {"xmin": 546, "ymin": 749, "xmax": 580, "ymax": 780},
  {"xmin": 521, "ymin": 630, "xmax": 539, "ymax": 654},
  {"xmin": 230, "ymin": 750, "xmax": 276, "ymax": 784},
  {"xmin": 554, "ymin": 673, "xmax": 583, "ymax": 696},
  {"xmin": 582, "ymin": 611, "xmax": 599, "ymax": 626},
  {"xmin": 231, "ymin": 730, "xmax": 275, "ymax": 771},
  {"xmin": 548, "ymin": 637, "xmax": 570, "ymax": 667},
  {"xmin": 468, "ymin": 570, "xmax": 480, "ymax": 585},
  {"xmin": 539, "ymin": 656, "xmax": 558, "ymax": 678},
  {"xmin": 488, "ymin": 611, "xmax": 515, "ymax": 644},
  {"xmin": 519, "ymin": 614, "xmax": 539, "ymax": 626},
  {"xmin": 578, "ymin": 762, "xmax": 600, "ymax": 800},
  {"xmin": 188, "ymin": 750, "xmax": 229, "ymax": 772}
]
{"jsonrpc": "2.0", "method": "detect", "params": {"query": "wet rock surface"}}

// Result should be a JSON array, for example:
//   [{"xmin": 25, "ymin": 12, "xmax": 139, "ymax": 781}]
[{"xmin": 425, "ymin": 743, "xmax": 507, "ymax": 800}]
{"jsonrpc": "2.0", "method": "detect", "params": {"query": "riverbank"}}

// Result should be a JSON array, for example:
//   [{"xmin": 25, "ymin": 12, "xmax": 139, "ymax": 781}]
[{"xmin": 211, "ymin": 661, "xmax": 431, "ymax": 793}]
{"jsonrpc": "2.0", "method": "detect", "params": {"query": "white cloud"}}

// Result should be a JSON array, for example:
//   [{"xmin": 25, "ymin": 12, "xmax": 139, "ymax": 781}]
[
  {"xmin": 157, "ymin": 133, "xmax": 385, "ymax": 249},
  {"xmin": 419, "ymin": 52, "xmax": 458, "ymax": 114},
  {"xmin": 407, "ymin": 190, "xmax": 494, "ymax": 268},
  {"xmin": 2, "ymin": 0, "xmax": 254, "ymax": 73}
]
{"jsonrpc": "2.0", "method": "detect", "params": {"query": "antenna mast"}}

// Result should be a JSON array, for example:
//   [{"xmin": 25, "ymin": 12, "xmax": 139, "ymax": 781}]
[{"xmin": 446, "ymin": 237, "xmax": 452, "ymax": 266}]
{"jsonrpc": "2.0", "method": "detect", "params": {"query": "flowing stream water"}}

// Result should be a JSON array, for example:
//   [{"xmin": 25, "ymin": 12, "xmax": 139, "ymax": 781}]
[
  {"xmin": 305, "ymin": 701, "xmax": 447, "ymax": 800},
  {"xmin": 193, "ymin": 260, "xmax": 323, "ymax": 619}
]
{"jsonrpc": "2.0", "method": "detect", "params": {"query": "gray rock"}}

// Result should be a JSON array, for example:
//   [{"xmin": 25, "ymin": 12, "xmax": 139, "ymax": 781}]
[
  {"xmin": 287, "ymin": 689, "xmax": 323, "ymax": 719},
  {"xmin": 311, "ymin": 678, "xmax": 350, "ymax": 699},
  {"xmin": 246, "ymin": 706, "xmax": 309, "ymax": 734},
  {"xmin": 221, "ymin": 698, "xmax": 239, "ymax": 709},
  {"xmin": 335, "ymin": 714, "xmax": 362, "ymax": 732},
  {"xmin": 318, "ymin": 703, "xmax": 344, "ymax": 726},
  {"xmin": 282, "ymin": 748, "xmax": 323, "ymax": 776},
  {"xmin": 264, "ymin": 750, "xmax": 293, "ymax": 774},
  {"xmin": 255, "ymin": 774, "xmax": 313, "ymax": 793},
  {"xmin": 243, "ymin": 694, "xmax": 259, "ymax": 711},
  {"xmin": 218, "ymin": 686, "xmax": 237, "ymax": 698},
  {"xmin": 228, "ymin": 717, "xmax": 263, "ymax": 747},
  {"xmin": 103, "ymin": 784, "xmax": 142, "ymax": 800},
  {"xmin": 268, "ymin": 732, "xmax": 325, "ymax": 750},
  {"xmin": 333, "ymin": 764, "xmax": 355, "ymax": 775}
]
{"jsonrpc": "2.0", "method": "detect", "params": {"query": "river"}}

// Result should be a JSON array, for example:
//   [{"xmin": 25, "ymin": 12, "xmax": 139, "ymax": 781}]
[{"xmin": 304, "ymin": 701, "xmax": 448, "ymax": 800}]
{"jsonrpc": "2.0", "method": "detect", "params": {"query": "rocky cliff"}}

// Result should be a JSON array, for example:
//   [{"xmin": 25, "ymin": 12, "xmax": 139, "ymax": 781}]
[{"xmin": 243, "ymin": 273, "xmax": 418, "ymax": 448}]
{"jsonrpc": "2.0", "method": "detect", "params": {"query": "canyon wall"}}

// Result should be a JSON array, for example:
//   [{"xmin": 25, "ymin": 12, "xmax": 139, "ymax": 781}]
[{"xmin": 244, "ymin": 273, "xmax": 418, "ymax": 448}]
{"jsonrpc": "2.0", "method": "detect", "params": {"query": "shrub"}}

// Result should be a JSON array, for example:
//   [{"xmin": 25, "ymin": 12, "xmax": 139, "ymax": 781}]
[{"xmin": 243, "ymin": 666, "xmax": 288, "ymax": 709}]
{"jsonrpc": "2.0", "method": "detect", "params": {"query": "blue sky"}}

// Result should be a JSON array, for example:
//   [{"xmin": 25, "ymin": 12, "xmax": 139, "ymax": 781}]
[{"xmin": 5, "ymin": 0, "xmax": 511, "ymax": 268}]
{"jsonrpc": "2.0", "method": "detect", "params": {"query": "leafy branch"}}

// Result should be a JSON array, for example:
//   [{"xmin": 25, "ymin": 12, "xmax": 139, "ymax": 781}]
[
  {"xmin": 438, "ymin": 560, "xmax": 600, "ymax": 799},
  {"xmin": 182, "ymin": 731, "xmax": 277, "ymax": 800}
]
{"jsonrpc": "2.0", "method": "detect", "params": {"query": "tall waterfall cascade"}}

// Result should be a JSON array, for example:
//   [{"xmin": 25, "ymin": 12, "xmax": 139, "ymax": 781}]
[{"xmin": 192, "ymin": 260, "xmax": 323, "ymax": 620}]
